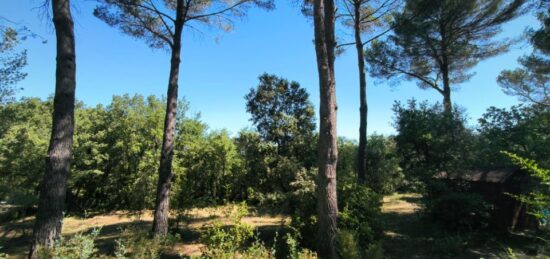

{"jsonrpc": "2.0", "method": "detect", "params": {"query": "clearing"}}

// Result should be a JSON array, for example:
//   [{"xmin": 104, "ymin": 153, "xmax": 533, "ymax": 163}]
[
  {"xmin": 1, "ymin": 194, "xmax": 547, "ymax": 258},
  {"xmin": 0, "ymin": 205, "xmax": 287, "ymax": 258}
]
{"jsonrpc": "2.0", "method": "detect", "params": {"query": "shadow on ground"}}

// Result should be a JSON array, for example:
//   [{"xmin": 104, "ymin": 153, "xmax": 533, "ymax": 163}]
[
  {"xmin": 0, "ymin": 209, "xmax": 287, "ymax": 258},
  {"xmin": 381, "ymin": 193, "xmax": 549, "ymax": 259}
]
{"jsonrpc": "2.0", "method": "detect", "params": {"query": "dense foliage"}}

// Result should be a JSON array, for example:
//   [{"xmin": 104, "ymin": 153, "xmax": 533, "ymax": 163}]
[
  {"xmin": 476, "ymin": 104, "xmax": 550, "ymax": 167},
  {"xmin": 0, "ymin": 25, "xmax": 27, "ymax": 103},
  {"xmin": 498, "ymin": 0, "xmax": 549, "ymax": 106},
  {"xmin": 392, "ymin": 98, "xmax": 550, "ymax": 233},
  {"xmin": 1, "ymin": 0, "xmax": 549, "ymax": 257},
  {"xmin": 392, "ymin": 100, "xmax": 475, "ymax": 186}
]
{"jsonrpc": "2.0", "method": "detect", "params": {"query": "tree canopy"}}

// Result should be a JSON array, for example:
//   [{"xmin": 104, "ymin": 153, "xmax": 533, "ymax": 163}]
[
  {"xmin": 245, "ymin": 73, "xmax": 316, "ymax": 158},
  {"xmin": 366, "ymin": 0, "xmax": 526, "ymax": 112},
  {"xmin": 0, "ymin": 25, "xmax": 27, "ymax": 103},
  {"xmin": 498, "ymin": 1, "xmax": 549, "ymax": 106}
]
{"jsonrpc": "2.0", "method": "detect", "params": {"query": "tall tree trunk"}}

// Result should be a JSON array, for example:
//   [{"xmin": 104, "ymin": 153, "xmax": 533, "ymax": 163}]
[
  {"xmin": 440, "ymin": 24, "xmax": 452, "ymax": 114},
  {"xmin": 28, "ymin": 0, "xmax": 76, "ymax": 257},
  {"xmin": 313, "ymin": 0, "xmax": 338, "ymax": 256},
  {"xmin": 152, "ymin": 0, "xmax": 184, "ymax": 237},
  {"xmin": 354, "ymin": 0, "xmax": 367, "ymax": 185},
  {"xmin": 442, "ymin": 66, "xmax": 452, "ymax": 113}
]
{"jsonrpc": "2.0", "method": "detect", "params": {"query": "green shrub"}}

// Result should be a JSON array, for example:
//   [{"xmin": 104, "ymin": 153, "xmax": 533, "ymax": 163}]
[
  {"xmin": 200, "ymin": 203, "xmax": 255, "ymax": 257},
  {"xmin": 200, "ymin": 203, "xmax": 316, "ymax": 259},
  {"xmin": 338, "ymin": 183, "xmax": 383, "ymax": 246},
  {"xmin": 425, "ymin": 188, "xmax": 492, "ymax": 230},
  {"xmin": 365, "ymin": 135, "xmax": 404, "ymax": 194},
  {"xmin": 288, "ymin": 168, "xmax": 318, "ymax": 250},
  {"xmin": 430, "ymin": 235, "xmax": 465, "ymax": 257},
  {"xmin": 363, "ymin": 241, "xmax": 384, "ymax": 259},
  {"xmin": 114, "ymin": 227, "xmax": 179, "ymax": 259},
  {"xmin": 201, "ymin": 220, "xmax": 254, "ymax": 256},
  {"xmin": 336, "ymin": 230, "xmax": 359, "ymax": 259},
  {"xmin": 37, "ymin": 228, "xmax": 101, "ymax": 259},
  {"xmin": 503, "ymin": 152, "xmax": 550, "ymax": 226},
  {"xmin": 281, "ymin": 230, "xmax": 317, "ymax": 259},
  {"xmin": 392, "ymin": 100, "xmax": 476, "ymax": 187}
]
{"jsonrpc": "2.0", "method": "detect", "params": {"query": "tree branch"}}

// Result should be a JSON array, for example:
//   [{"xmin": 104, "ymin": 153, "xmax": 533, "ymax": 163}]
[
  {"xmin": 186, "ymin": 0, "xmax": 250, "ymax": 22},
  {"xmin": 147, "ymin": 0, "xmax": 174, "ymax": 38}
]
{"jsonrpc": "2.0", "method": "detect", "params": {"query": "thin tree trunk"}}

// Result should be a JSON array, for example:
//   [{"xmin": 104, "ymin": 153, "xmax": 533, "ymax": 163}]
[
  {"xmin": 313, "ymin": 0, "xmax": 338, "ymax": 256},
  {"xmin": 354, "ymin": 0, "xmax": 367, "ymax": 185},
  {"xmin": 442, "ymin": 66, "xmax": 452, "ymax": 113},
  {"xmin": 28, "ymin": 0, "xmax": 76, "ymax": 257},
  {"xmin": 440, "ymin": 24, "xmax": 452, "ymax": 114},
  {"xmin": 152, "ymin": 0, "xmax": 184, "ymax": 237}
]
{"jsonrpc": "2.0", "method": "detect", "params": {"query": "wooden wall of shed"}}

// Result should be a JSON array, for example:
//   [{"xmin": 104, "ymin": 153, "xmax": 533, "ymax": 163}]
[{"xmin": 469, "ymin": 172, "xmax": 539, "ymax": 231}]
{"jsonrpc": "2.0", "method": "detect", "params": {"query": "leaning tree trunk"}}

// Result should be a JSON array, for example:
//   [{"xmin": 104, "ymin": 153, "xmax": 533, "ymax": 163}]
[
  {"xmin": 313, "ymin": 0, "xmax": 338, "ymax": 256},
  {"xmin": 354, "ymin": 0, "xmax": 367, "ymax": 185},
  {"xmin": 28, "ymin": 0, "xmax": 76, "ymax": 257},
  {"xmin": 152, "ymin": 0, "xmax": 184, "ymax": 237}
]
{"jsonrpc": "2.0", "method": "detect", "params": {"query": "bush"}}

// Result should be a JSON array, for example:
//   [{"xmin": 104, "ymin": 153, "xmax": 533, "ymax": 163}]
[
  {"xmin": 365, "ymin": 135, "xmax": 404, "ymax": 194},
  {"xmin": 290, "ymin": 180, "xmax": 383, "ymax": 255},
  {"xmin": 199, "ymin": 202, "xmax": 316, "ymax": 259},
  {"xmin": 37, "ymin": 228, "xmax": 101, "ymax": 259},
  {"xmin": 335, "ymin": 230, "xmax": 384, "ymax": 259},
  {"xmin": 430, "ymin": 235, "xmax": 465, "ymax": 257},
  {"xmin": 114, "ymin": 226, "xmax": 179, "ymax": 259},
  {"xmin": 338, "ymin": 183, "xmax": 383, "ymax": 246},
  {"xmin": 336, "ymin": 230, "xmax": 359, "ymax": 259},
  {"xmin": 363, "ymin": 241, "xmax": 384, "ymax": 259},
  {"xmin": 200, "ymin": 203, "xmax": 255, "ymax": 257},
  {"xmin": 288, "ymin": 168, "xmax": 318, "ymax": 250},
  {"xmin": 392, "ymin": 100, "xmax": 475, "ymax": 184},
  {"xmin": 281, "ymin": 231, "xmax": 317, "ymax": 259},
  {"xmin": 503, "ymin": 152, "xmax": 550, "ymax": 227},
  {"xmin": 425, "ymin": 188, "xmax": 492, "ymax": 230}
]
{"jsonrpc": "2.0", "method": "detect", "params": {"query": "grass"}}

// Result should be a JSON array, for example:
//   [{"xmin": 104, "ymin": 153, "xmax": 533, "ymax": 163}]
[
  {"xmin": 2, "ymin": 196, "xmax": 548, "ymax": 258},
  {"xmin": 0, "ymin": 204, "xmax": 288, "ymax": 258},
  {"xmin": 381, "ymin": 193, "xmax": 550, "ymax": 259}
]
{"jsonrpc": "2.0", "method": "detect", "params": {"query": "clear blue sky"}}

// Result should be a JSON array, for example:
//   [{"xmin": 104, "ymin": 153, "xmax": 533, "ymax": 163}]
[{"xmin": 1, "ymin": 0, "xmax": 536, "ymax": 139}]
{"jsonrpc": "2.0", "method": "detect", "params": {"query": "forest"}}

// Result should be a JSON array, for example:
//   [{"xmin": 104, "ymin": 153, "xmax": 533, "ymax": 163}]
[{"xmin": 0, "ymin": 0, "xmax": 549, "ymax": 258}]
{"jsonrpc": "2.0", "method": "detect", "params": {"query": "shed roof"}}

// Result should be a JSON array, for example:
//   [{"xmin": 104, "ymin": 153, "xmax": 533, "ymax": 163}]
[{"xmin": 435, "ymin": 168, "xmax": 520, "ymax": 183}]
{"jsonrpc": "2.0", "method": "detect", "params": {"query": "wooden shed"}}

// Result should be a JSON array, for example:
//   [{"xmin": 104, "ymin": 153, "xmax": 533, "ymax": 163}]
[{"xmin": 436, "ymin": 168, "xmax": 539, "ymax": 231}]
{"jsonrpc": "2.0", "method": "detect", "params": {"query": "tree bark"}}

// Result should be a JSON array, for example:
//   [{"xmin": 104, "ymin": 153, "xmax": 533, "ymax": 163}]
[
  {"xmin": 440, "ymin": 23, "xmax": 452, "ymax": 114},
  {"xmin": 313, "ymin": 0, "xmax": 338, "ymax": 256},
  {"xmin": 152, "ymin": 0, "xmax": 184, "ymax": 237},
  {"xmin": 440, "ymin": 56, "xmax": 452, "ymax": 113},
  {"xmin": 354, "ymin": 0, "xmax": 367, "ymax": 185},
  {"xmin": 442, "ymin": 72, "xmax": 452, "ymax": 113},
  {"xmin": 28, "ymin": 0, "xmax": 76, "ymax": 257}
]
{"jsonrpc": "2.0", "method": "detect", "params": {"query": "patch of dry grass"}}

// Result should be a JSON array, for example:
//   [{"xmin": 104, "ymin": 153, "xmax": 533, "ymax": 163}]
[
  {"xmin": 381, "ymin": 193, "xmax": 421, "ymax": 214},
  {"xmin": 0, "ymin": 205, "xmax": 288, "ymax": 258}
]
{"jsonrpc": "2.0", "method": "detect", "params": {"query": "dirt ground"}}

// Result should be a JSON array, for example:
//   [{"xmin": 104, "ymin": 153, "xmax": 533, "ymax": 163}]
[
  {"xmin": 0, "ymin": 205, "xmax": 287, "ymax": 258},
  {"xmin": 380, "ymin": 193, "xmax": 548, "ymax": 259},
  {"xmin": 1, "ymin": 195, "xmax": 547, "ymax": 258}
]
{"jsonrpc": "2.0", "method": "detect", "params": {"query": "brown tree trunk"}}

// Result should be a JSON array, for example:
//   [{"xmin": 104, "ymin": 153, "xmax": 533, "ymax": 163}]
[
  {"xmin": 442, "ymin": 68, "xmax": 453, "ymax": 114},
  {"xmin": 440, "ymin": 24, "xmax": 452, "ymax": 114},
  {"xmin": 354, "ymin": 0, "xmax": 367, "ymax": 185},
  {"xmin": 313, "ymin": 0, "xmax": 338, "ymax": 256},
  {"xmin": 28, "ymin": 0, "xmax": 76, "ymax": 257},
  {"xmin": 152, "ymin": 0, "xmax": 184, "ymax": 237}
]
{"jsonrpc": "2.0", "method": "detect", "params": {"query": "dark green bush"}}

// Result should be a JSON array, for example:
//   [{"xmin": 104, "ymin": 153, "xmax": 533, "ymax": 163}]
[
  {"xmin": 336, "ymin": 230, "xmax": 359, "ymax": 259},
  {"xmin": 365, "ymin": 135, "xmax": 404, "ymax": 194},
  {"xmin": 338, "ymin": 183, "xmax": 383, "ymax": 246},
  {"xmin": 392, "ymin": 100, "xmax": 476, "ymax": 185},
  {"xmin": 37, "ymin": 228, "xmax": 101, "ymax": 259},
  {"xmin": 425, "ymin": 188, "xmax": 492, "ymax": 230}
]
